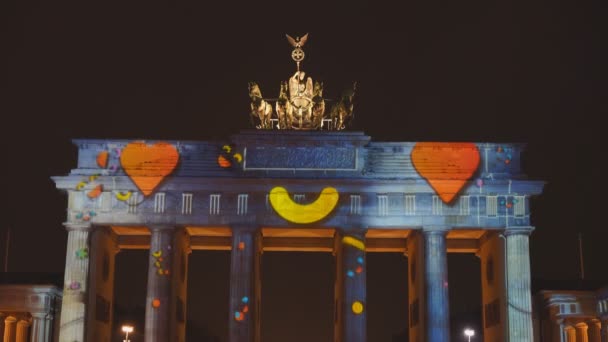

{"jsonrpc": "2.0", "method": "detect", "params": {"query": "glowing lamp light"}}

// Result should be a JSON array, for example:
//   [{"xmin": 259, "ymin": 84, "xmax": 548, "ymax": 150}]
[
  {"xmin": 122, "ymin": 325, "xmax": 134, "ymax": 342},
  {"xmin": 464, "ymin": 328, "xmax": 475, "ymax": 342}
]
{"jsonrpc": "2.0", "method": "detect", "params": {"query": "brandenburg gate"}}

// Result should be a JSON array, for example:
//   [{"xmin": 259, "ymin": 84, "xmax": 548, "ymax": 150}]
[{"xmin": 51, "ymin": 35, "xmax": 545, "ymax": 342}]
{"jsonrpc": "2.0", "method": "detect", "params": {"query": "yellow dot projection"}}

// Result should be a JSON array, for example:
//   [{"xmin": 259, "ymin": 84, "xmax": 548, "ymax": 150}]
[
  {"xmin": 352, "ymin": 301, "xmax": 364, "ymax": 314},
  {"xmin": 268, "ymin": 186, "xmax": 339, "ymax": 224}
]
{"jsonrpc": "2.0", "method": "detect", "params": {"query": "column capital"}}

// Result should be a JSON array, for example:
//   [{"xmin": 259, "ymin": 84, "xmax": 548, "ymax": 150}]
[
  {"xmin": 63, "ymin": 222, "xmax": 93, "ymax": 232},
  {"xmin": 336, "ymin": 227, "xmax": 367, "ymax": 239},
  {"xmin": 421, "ymin": 225, "xmax": 450, "ymax": 235},
  {"xmin": 503, "ymin": 226, "xmax": 535, "ymax": 236},
  {"xmin": 30, "ymin": 312, "xmax": 50, "ymax": 319},
  {"xmin": 230, "ymin": 224, "xmax": 260, "ymax": 233},
  {"xmin": 4, "ymin": 315, "xmax": 17, "ymax": 323},
  {"xmin": 148, "ymin": 224, "xmax": 175, "ymax": 232},
  {"xmin": 16, "ymin": 318, "xmax": 31, "ymax": 325}
]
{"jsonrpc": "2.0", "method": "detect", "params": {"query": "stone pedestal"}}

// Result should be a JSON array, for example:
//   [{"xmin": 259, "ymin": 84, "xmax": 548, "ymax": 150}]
[
  {"xmin": 15, "ymin": 320, "xmax": 30, "ymax": 342},
  {"xmin": 4, "ymin": 316, "xmax": 16, "ymax": 342},
  {"xmin": 334, "ymin": 229, "xmax": 366, "ymax": 342},
  {"xmin": 505, "ymin": 227, "xmax": 534, "ymax": 341},
  {"xmin": 31, "ymin": 313, "xmax": 50, "ymax": 342},
  {"xmin": 59, "ymin": 223, "xmax": 92, "ymax": 342},
  {"xmin": 229, "ymin": 226, "xmax": 261, "ymax": 342},
  {"xmin": 144, "ymin": 226, "xmax": 175, "ymax": 342}
]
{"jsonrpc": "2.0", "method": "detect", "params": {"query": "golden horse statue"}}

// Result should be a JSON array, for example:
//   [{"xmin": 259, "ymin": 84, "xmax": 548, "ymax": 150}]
[
  {"xmin": 276, "ymin": 81, "xmax": 292, "ymax": 129},
  {"xmin": 248, "ymin": 82, "xmax": 273, "ymax": 129},
  {"xmin": 330, "ymin": 82, "xmax": 357, "ymax": 130}
]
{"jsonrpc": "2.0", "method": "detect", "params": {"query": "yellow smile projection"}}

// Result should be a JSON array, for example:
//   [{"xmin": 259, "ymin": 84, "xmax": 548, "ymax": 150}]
[{"xmin": 269, "ymin": 186, "xmax": 339, "ymax": 224}]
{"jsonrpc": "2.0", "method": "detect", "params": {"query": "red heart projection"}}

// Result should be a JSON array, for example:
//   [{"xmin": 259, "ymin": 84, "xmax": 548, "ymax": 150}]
[
  {"xmin": 120, "ymin": 142, "xmax": 179, "ymax": 196},
  {"xmin": 411, "ymin": 142, "xmax": 480, "ymax": 203}
]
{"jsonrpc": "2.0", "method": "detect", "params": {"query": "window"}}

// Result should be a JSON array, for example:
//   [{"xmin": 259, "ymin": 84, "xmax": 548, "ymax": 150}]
[
  {"xmin": 432, "ymin": 196, "xmax": 443, "ymax": 215},
  {"xmin": 154, "ymin": 193, "xmax": 166, "ymax": 213},
  {"xmin": 237, "ymin": 194, "xmax": 248, "ymax": 215},
  {"xmin": 514, "ymin": 195, "xmax": 525, "ymax": 217},
  {"xmin": 377, "ymin": 195, "xmax": 388, "ymax": 216},
  {"xmin": 405, "ymin": 195, "xmax": 416, "ymax": 215},
  {"xmin": 486, "ymin": 196, "xmax": 498, "ymax": 217},
  {"xmin": 182, "ymin": 193, "xmax": 193, "ymax": 215},
  {"xmin": 100, "ymin": 191, "xmax": 111, "ymax": 212},
  {"xmin": 127, "ymin": 192, "xmax": 138, "ymax": 214},
  {"xmin": 210, "ymin": 194, "xmax": 221, "ymax": 215},
  {"xmin": 459, "ymin": 196, "xmax": 470, "ymax": 216},
  {"xmin": 350, "ymin": 195, "xmax": 361, "ymax": 215}
]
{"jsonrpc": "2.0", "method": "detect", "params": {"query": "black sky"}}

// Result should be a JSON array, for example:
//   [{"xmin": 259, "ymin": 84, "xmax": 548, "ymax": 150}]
[{"xmin": 1, "ymin": 0, "xmax": 605, "ymax": 340}]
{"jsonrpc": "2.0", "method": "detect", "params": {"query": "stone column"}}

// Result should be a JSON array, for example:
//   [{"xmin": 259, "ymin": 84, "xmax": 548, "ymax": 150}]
[
  {"xmin": 30, "ymin": 313, "xmax": 50, "ymax": 342},
  {"xmin": 4, "ymin": 316, "xmax": 17, "ymax": 342},
  {"xmin": 169, "ymin": 228, "xmax": 191, "ymax": 342},
  {"xmin": 59, "ymin": 222, "xmax": 93, "ymax": 342},
  {"xmin": 229, "ymin": 225, "xmax": 261, "ymax": 342},
  {"xmin": 588, "ymin": 320, "xmax": 601, "ymax": 342},
  {"xmin": 505, "ymin": 227, "xmax": 534, "ymax": 341},
  {"xmin": 0, "ymin": 313, "xmax": 5, "ymax": 340},
  {"xmin": 601, "ymin": 320, "xmax": 608, "ymax": 342},
  {"xmin": 565, "ymin": 325, "xmax": 577, "ymax": 342},
  {"xmin": 334, "ymin": 229, "xmax": 366, "ymax": 342},
  {"xmin": 86, "ymin": 227, "xmax": 119, "ymax": 342},
  {"xmin": 422, "ymin": 226, "xmax": 450, "ymax": 341},
  {"xmin": 477, "ymin": 232, "xmax": 507, "ymax": 342},
  {"xmin": 144, "ymin": 226, "xmax": 175, "ymax": 342},
  {"xmin": 575, "ymin": 322, "xmax": 589, "ymax": 342},
  {"xmin": 15, "ymin": 320, "xmax": 30, "ymax": 342}
]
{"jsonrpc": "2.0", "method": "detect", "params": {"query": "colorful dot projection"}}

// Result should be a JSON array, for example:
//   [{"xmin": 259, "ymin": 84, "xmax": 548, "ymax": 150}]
[
  {"xmin": 234, "ymin": 296, "xmax": 250, "ymax": 322},
  {"xmin": 218, "ymin": 144, "xmax": 243, "ymax": 169},
  {"xmin": 152, "ymin": 249, "xmax": 170, "ymax": 276},
  {"xmin": 75, "ymin": 248, "xmax": 89, "ymax": 260}
]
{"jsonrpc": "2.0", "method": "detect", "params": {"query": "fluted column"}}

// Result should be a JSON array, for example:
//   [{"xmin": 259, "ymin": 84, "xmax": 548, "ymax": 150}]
[
  {"xmin": 144, "ymin": 226, "xmax": 174, "ymax": 342},
  {"xmin": 575, "ymin": 322, "xmax": 589, "ymax": 342},
  {"xmin": 505, "ymin": 227, "xmax": 534, "ymax": 341},
  {"xmin": 334, "ymin": 229, "xmax": 367, "ymax": 342},
  {"xmin": 85, "ymin": 227, "xmax": 119, "ymax": 342},
  {"xmin": 423, "ymin": 226, "xmax": 450, "ymax": 342},
  {"xmin": 4, "ymin": 316, "xmax": 17, "ymax": 342},
  {"xmin": 30, "ymin": 313, "xmax": 50, "ymax": 342},
  {"xmin": 0, "ymin": 313, "xmax": 5, "ymax": 341},
  {"xmin": 229, "ymin": 225, "xmax": 261, "ymax": 342},
  {"xmin": 588, "ymin": 320, "xmax": 601, "ymax": 342},
  {"xmin": 601, "ymin": 320, "xmax": 608, "ymax": 342},
  {"xmin": 565, "ymin": 326, "xmax": 577, "ymax": 342},
  {"xmin": 15, "ymin": 320, "xmax": 30, "ymax": 342},
  {"xmin": 169, "ymin": 228, "xmax": 191, "ymax": 342},
  {"xmin": 58, "ymin": 223, "xmax": 93, "ymax": 342}
]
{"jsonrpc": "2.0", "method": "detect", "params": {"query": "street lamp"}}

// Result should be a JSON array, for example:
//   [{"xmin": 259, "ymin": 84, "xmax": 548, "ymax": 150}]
[
  {"xmin": 464, "ymin": 328, "xmax": 475, "ymax": 342},
  {"xmin": 122, "ymin": 325, "xmax": 134, "ymax": 342}
]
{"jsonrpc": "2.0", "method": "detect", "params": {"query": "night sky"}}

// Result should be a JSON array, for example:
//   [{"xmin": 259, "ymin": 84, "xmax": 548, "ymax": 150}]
[{"xmin": 1, "ymin": 0, "xmax": 604, "ymax": 341}]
